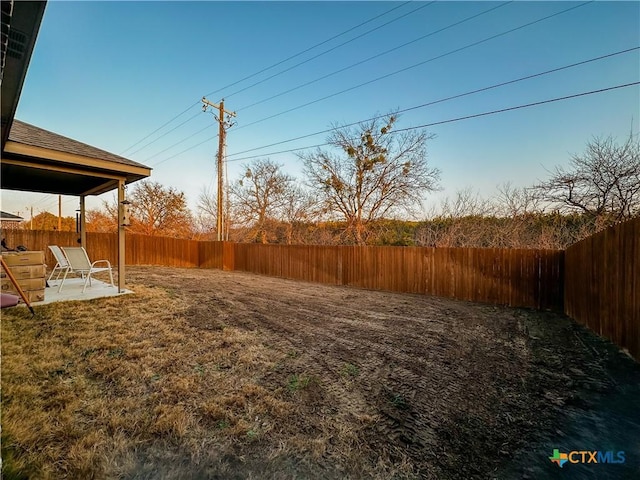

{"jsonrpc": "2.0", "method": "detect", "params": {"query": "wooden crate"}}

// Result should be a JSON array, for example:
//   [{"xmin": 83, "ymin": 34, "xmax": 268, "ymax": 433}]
[
  {"xmin": 2, "ymin": 251, "xmax": 45, "ymax": 266},
  {"xmin": 2, "ymin": 277, "xmax": 47, "ymax": 292},
  {"xmin": 18, "ymin": 289, "xmax": 45, "ymax": 304},
  {"xmin": 0, "ymin": 264, "xmax": 46, "ymax": 280},
  {"xmin": 1, "ymin": 251, "xmax": 47, "ymax": 304}
]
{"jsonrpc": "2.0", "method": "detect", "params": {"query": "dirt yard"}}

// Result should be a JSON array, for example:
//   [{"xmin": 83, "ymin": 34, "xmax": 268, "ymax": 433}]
[{"xmin": 2, "ymin": 266, "xmax": 638, "ymax": 479}]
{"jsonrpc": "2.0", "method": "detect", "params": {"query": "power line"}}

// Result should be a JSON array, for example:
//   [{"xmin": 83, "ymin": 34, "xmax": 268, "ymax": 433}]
[
  {"xmin": 120, "ymin": 1, "xmax": 588, "ymax": 163},
  {"xmin": 128, "ymin": 112, "xmax": 201, "ymax": 157},
  {"xmin": 227, "ymin": 81, "xmax": 640, "ymax": 163},
  {"xmin": 29, "ymin": 193, "xmax": 55, "ymax": 208},
  {"xmin": 234, "ymin": 1, "xmax": 593, "ymax": 132},
  {"xmin": 143, "ymin": 123, "xmax": 211, "ymax": 163},
  {"xmin": 152, "ymin": 47, "xmax": 635, "ymax": 169},
  {"xmin": 119, "ymin": 1, "xmax": 415, "ymax": 158},
  {"xmin": 202, "ymin": 1, "xmax": 414, "ymax": 99},
  {"xmin": 395, "ymin": 82, "xmax": 640, "ymax": 133},
  {"xmin": 120, "ymin": 102, "xmax": 200, "ymax": 155},
  {"xmin": 145, "ymin": 1, "xmax": 599, "ymax": 170},
  {"xmin": 150, "ymin": 133, "xmax": 219, "ymax": 168},
  {"xmin": 236, "ymin": 1, "xmax": 512, "ymax": 112},
  {"xmin": 227, "ymin": 47, "xmax": 639, "ymax": 158},
  {"xmin": 222, "ymin": 2, "xmax": 436, "ymax": 100}
]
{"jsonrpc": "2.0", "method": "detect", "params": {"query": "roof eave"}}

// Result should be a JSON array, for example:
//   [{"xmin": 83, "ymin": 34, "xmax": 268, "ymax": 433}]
[
  {"xmin": 3, "ymin": 139, "xmax": 152, "ymax": 178},
  {"xmin": 1, "ymin": 1, "xmax": 47, "ymax": 150},
  {"xmin": 1, "ymin": 142, "xmax": 151, "ymax": 196}
]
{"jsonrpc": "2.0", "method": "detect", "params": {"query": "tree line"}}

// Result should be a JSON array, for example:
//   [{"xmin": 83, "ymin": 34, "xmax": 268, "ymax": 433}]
[{"xmin": 13, "ymin": 114, "xmax": 640, "ymax": 250}]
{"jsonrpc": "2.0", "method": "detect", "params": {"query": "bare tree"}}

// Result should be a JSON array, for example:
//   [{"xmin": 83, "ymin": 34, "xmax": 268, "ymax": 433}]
[
  {"xmin": 279, "ymin": 186, "xmax": 320, "ymax": 244},
  {"xmin": 229, "ymin": 159, "xmax": 295, "ymax": 243},
  {"xmin": 534, "ymin": 133, "xmax": 640, "ymax": 225},
  {"xmin": 127, "ymin": 180, "xmax": 194, "ymax": 238},
  {"xmin": 299, "ymin": 114, "xmax": 440, "ymax": 245},
  {"xmin": 492, "ymin": 182, "xmax": 541, "ymax": 248},
  {"xmin": 439, "ymin": 187, "xmax": 495, "ymax": 219},
  {"xmin": 193, "ymin": 186, "xmax": 218, "ymax": 240},
  {"xmin": 416, "ymin": 188, "xmax": 494, "ymax": 247},
  {"xmin": 416, "ymin": 181, "xmax": 604, "ymax": 249},
  {"xmin": 496, "ymin": 182, "xmax": 541, "ymax": 217},
  {"xmin": 86, "ymin": 208, "xmax": 117, "ymax": 233}
]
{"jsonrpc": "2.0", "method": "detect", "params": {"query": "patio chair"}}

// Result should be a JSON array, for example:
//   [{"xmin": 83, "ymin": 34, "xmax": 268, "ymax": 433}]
[
  {"xmin": 59, "ymin": 247, "xmax": 115, "ymax": 293},
  {"xmin": 48, "ymin": 245, "xmax": 72, "ymax": 283}
]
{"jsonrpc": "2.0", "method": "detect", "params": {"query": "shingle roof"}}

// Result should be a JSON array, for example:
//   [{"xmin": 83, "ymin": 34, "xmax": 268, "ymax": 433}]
[
  {"xmin": 8, "ymin": 120, "xmax": 150, "ymax": 170},
  {"xmin": 0, "ymin": 210, "xmax": 23, "ymax": 221}
]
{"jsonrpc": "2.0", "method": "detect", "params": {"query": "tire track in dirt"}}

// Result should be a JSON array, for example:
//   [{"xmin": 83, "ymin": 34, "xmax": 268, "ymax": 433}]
[
  {"xmin": 128, "ymin": 267, "xmax": 639, "ymax": 480},
  {"xmin": 130, "ymin": 267, "xmax": 537, "ymax": 478}
]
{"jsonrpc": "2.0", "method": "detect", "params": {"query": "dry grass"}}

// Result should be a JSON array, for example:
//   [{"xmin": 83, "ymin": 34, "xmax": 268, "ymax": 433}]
[
  {"xmin": 1, "ymin": 284, "xmax": 329, "ymax": 479},
  {"xmin": 2, "ymin": 266, "xmax": 638, "ymax": 479}
]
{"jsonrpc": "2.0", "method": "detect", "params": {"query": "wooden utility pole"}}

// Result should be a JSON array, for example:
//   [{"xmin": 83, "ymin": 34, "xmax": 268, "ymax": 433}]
[{"xmin": 202, "ymin": 97, "xmax": 236, "ymax": 241}]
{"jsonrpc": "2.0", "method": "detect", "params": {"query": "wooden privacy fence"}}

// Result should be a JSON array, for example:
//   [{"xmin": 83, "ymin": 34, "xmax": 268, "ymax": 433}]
[
  {"xmin": 565, "ymin": 217, "xmax": 639, "ymax": 361},
  {"xmin": 3, "ymin": 230, "xmax": 80, "ymax": 268},
  {"xmin": 233, "ymin": 243, "xmax": 564, "ymax": 310},
  {"xmin": 2, "ymin": 231, "xmax": 200, "ymax": 269},
  {"xmin": 5, "ymin": 222, "xmax": 638, "ymax": 361},
  {"xmin": 3, "ymin": 230, "xmax": 564, "ymax": 310}
]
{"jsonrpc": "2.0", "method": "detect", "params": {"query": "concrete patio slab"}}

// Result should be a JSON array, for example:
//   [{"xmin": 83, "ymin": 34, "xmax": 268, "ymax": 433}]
[{"xmin": 33, "ymin": 277, "xmax": 133, "ymax": 305}]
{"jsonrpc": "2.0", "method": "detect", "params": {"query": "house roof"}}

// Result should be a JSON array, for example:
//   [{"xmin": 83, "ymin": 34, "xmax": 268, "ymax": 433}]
[
  {"xmin": 0, "ymin": 210, "xmax": 23, "ymax": 221},
  {"xmin": 2, "ymin": 121, "xmax": 152, "ymax": 196},
  {"xmin": 9, "ymin": 120, "xmax": 147, "ymax": 170}
]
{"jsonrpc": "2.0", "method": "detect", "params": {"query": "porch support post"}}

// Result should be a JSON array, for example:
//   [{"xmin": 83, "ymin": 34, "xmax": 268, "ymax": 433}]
[
  {"xmin": 117, "ymin": 179, "xmax": 126, "ymax": 293},
  {"xmin": 79, "ymin": 195, "xmax": 87, "ymax": 248}
]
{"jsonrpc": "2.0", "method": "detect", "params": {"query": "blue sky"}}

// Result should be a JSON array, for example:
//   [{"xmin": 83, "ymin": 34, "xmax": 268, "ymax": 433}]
[{"xmin": 2, "ymin": 0, "xmax": 639, "ymax": 219}]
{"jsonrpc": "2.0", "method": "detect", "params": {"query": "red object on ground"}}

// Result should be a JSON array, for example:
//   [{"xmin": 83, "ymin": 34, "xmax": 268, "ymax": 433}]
[{"xmin": 1, "ymin": 293, "xmax": 20, "ymax": 308}]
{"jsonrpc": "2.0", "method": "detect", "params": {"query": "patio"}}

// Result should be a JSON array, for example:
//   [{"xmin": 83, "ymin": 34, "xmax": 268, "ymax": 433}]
[{"xmin": 32, "ymin": 276, "xmax": 133, "ymax": 305}]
